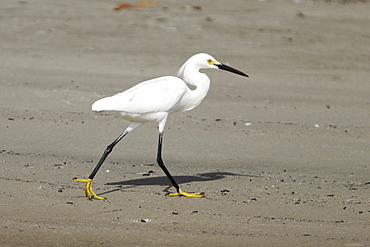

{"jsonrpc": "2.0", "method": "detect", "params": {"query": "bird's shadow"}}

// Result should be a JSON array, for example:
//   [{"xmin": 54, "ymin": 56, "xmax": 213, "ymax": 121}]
[{"xmin": 99, "ymin": 172, "xmax": 260, "ymax": 196}]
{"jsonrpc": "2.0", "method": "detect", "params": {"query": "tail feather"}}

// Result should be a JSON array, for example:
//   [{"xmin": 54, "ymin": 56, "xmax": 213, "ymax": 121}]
[{"xmin": 92, "ymin": 97, "xmax": 117, "ymax": 112}]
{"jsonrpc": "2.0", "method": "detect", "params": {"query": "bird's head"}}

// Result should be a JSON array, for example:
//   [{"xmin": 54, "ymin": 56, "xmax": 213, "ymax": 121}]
[{"xmin": 191, "ymin": 53, "xmax": 249, "ymax": 77}]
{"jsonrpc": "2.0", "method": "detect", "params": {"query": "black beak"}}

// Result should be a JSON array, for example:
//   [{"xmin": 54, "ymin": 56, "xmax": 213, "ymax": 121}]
[{"xmin": 216, "ymin": 63, "xmax": 249, "ymax": 77}]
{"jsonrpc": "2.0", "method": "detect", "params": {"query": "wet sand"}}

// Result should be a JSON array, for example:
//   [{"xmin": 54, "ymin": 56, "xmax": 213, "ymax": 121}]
[{"xmin": 1, "ymin": 0, "xmax": 369, "ymax": 246}]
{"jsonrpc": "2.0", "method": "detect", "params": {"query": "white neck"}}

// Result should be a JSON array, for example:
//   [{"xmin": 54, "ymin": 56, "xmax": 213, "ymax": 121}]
[{"xmin": 177, "ymin": 64, "xmax": 211, "ymax": 112}]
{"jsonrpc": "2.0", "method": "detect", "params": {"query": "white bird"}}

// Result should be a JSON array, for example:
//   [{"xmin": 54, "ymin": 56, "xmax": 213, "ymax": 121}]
[{"xmin": 75, "ymin": 53, "xmax": 248, "ymax": 200}]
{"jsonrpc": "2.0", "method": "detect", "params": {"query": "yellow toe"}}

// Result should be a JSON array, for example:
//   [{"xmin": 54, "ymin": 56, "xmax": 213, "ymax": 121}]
[
  {"xmin": 75, "ymin": 178, "xmax": 106, "ymax": 200},
  {"xmin": 167, "ymin": 189, "xmax": 204, "ymax": 198}
]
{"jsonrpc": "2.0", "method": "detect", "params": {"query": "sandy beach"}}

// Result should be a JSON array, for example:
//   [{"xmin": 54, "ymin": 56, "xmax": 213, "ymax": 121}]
[{"xmin": 1, "ymin": 0, "xmax": 369, "ymax": 246}]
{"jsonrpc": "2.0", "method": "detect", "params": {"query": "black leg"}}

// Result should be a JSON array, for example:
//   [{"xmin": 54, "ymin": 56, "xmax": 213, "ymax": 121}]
[
  {"xmin": 156, "ymin": 132, "xmax": 180, "ymax": 192},
  {"xmin": 77, "ymin": 128, "xmax": 203, "ymax": 199},
  {"xmin": 88, "ymin": 130, "xmax": 129, "ymax": 179}
]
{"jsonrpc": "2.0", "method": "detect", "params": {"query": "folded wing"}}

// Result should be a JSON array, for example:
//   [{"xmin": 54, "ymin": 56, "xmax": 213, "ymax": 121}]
[{"xmin": 92, "ymin": 76, "xmax": 188, "ymax": 114}]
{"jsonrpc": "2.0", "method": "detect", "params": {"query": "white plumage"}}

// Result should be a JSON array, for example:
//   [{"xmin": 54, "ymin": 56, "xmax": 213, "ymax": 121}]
[
  {"xmin": 91, "ymin": 53, "xmax": 222, "ymax": 132},
  {"xmin": 92, "ymin": 76, "xmax": 188, "ymax": 115}
]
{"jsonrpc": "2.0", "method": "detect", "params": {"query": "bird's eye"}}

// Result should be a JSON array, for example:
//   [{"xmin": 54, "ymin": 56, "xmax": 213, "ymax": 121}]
[{"xmin": 207, "ymin": 59, "xmax": 213, "ymax": 65}]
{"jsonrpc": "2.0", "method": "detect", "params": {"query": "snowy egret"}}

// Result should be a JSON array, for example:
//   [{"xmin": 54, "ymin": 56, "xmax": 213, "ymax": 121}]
[{"xmin": 75, "ymin": 53, "xmax": 248, "ymax": 199}]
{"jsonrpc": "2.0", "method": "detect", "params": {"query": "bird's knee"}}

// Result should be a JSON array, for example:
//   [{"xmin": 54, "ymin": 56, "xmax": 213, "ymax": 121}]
[{"xmin": 105, "ymin": 145, "xmax": 114, "ymax": 154}]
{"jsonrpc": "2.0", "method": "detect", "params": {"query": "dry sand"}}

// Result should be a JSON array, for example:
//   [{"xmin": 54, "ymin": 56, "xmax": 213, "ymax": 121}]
[{"xmin": 1, "ymin": 0, "xmax": 370, "ymax": 246}]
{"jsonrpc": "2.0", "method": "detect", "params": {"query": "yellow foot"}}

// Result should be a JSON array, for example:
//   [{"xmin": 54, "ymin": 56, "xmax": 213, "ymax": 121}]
[
  {"xmin": 167, "ymin": 188, "xmax": 205, "ymax": 198},
  {"xmin": 75, "ymin": 178, "xmax": 106, "ymax": 200}
]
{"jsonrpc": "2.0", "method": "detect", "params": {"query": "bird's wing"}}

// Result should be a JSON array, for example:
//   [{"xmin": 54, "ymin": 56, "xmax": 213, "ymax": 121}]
[{"xmin": 92, "ymin": 76, "xmax": 188, "ymax": 114}]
